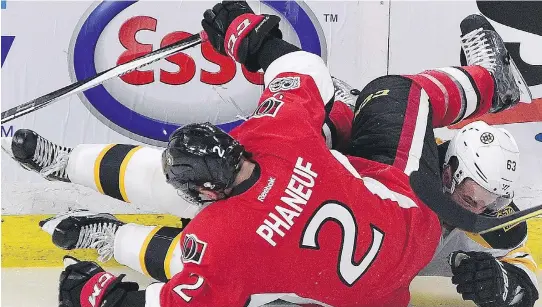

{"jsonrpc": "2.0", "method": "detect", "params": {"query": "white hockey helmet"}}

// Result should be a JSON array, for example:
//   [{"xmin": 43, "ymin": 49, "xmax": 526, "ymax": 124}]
[{"xmin": 443, "ymin": 121, "xmax": 520, "ymax": 210}]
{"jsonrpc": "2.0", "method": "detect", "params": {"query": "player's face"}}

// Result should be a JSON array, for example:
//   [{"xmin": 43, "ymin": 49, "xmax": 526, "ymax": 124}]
[{"xmin": 450, "ymin": 178, "xmax": 499, "ymax": 214}]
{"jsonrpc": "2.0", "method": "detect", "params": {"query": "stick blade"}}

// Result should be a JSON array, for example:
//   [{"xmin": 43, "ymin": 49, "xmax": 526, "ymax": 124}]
[{"xmin": 475, "ymin": 205, "xmax": 542, "ymax": 234}]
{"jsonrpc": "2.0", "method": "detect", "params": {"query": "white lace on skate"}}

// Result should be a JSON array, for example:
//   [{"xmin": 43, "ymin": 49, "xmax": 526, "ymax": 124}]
[
  {"xmin": 33, "ymin": 136, "xmax": 71, "ymax": 180},
  {"xmin": 461, "ymin": 27, "xmax": 532, "ymax": 108},
  {"xmin": 76, "ymin": 222, "xmax": 119, "ymax": 262},
  {"xmin": 460, "ymin": 28, "xmax": 497, "ymax": 73},
  {"xmin": 332, "ymin": 77, "xmax": 359, "ymax": 111}
]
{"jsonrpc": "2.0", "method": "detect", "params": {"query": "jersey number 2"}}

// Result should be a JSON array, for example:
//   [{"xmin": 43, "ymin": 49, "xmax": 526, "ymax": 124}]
[
  {"xmin": 173, "ymin": 275, "xmax": 204, "ymax": 302},
  {"xmin": 300, "ymin": 201, "xmax": 385, "ymax": 286}
]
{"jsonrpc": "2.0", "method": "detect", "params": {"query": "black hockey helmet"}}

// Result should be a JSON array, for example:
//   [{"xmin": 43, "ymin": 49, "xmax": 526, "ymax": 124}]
[{"xmin": 162, "ymin": 122, "xmax": 245, "ymax": 205}]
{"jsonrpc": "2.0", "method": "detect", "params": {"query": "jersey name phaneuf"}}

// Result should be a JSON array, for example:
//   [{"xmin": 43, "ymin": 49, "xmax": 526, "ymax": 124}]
[
  {"xmin": 156, "ymin": 52, "xmax": 442, "ymax": 307},
  {"xmin": 256, "ymin": 157, "xmax": 318, "ymax": 247}
]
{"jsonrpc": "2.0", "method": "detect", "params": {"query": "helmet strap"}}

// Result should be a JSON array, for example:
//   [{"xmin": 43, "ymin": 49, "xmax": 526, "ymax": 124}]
[{"xmin": 442, "ymin": 163, "xmax": 458, "ymax": 194}]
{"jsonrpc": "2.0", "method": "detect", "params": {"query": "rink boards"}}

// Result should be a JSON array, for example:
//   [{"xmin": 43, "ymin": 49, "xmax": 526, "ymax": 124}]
[
  {"xmin": 1, "ymin": 214, "xmax": 541, "ymax": 268},
  {"xmin": 2, "ymin": 214, "xmax": 541, "ymax": 306},
  {"xmin": 1, "ymin": 215, "xmax": 542, "ymax": 307}
]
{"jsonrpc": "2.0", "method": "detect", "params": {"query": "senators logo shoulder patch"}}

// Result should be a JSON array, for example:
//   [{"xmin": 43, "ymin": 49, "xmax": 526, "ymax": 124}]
[
  {"xmin": 181, "ymin": 234, "xmax": 208, "ymax": 265},
  {"xmin": 268, "ymin": 76, "xmax": 301, "ymax": 93},
  {"xmin": 252, "ymin": 97, "xmax": 284, "ymax": 118}
]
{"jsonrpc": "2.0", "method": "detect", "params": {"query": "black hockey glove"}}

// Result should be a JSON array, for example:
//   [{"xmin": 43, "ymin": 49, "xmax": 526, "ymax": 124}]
[
  {"xmin": 201, "ymin": 0, "xmax": 282, "ymax": 71},
  {"xmin": 449, "ymin": 251, "xmax": 538, "ymax": 307},
  {"xmin": 59, "ymin": 256, "xmax": 139, "ymax": 307}
]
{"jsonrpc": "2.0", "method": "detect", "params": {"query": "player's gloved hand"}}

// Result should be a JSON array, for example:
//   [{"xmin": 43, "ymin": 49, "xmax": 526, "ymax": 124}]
[
  {"xmin": 201, "ymin": 0, "xmax": 282, "ymax": 71},
  {"xmin": 449, "ymin": 251, "xmax": 526, "ymax": 307},
  {"xmin": 59, "ymin": 256, "xmax": 139, "ymax": 307}
]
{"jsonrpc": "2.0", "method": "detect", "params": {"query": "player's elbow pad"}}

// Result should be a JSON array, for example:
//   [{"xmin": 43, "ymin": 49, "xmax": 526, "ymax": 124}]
[{"xmin": 264, "ymin": 51, "xmax": 334, "ymax": 105}]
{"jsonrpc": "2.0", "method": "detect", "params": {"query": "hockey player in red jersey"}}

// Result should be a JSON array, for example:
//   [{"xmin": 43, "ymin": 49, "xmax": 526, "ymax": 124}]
[
  {"xmin": 18, "ymin": 2, "xmax": 537, "ymax": 306},
  {"xmin": 30, "ymin": 120, "xmax": 537, "ymax": 306}
]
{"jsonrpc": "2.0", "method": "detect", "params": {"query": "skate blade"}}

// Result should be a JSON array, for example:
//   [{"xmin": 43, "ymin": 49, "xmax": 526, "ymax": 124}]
[
  {"xmin": 63, "ymin": 256, "xmax": 79, "ymax": 268},
  {"xmin": 1, "ymin": 137, "xmax": 35, "ymax": 172},
  {"xmin": 39, "ymin": 209, "xmax": 91, "ymax": 235},
  {"xmin": 510, "ymin": 57, "xmax": 533, "ymax": 104},
  {"xmin": 40, "ymin": 216, "xmax": 65, "ymax": 235},
  {"xmin": 1, "ymin": 137, "xmax": 14, "ymax": 158}
]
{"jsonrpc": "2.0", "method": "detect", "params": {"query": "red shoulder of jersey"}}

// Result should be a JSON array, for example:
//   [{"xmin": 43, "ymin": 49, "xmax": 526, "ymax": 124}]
[
  {"xmin": 153, "ymin": 206, "xmax": 250, "ymax": 307},
  {"xmin": 230, "ymin": 51, "xmax": 335, "ymax": 152}
]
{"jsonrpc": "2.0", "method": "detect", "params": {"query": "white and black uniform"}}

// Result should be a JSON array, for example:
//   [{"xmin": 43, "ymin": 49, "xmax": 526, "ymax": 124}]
[{"xmin": 419, "ymin": 142, "xmax": 539, "ymax": 306}]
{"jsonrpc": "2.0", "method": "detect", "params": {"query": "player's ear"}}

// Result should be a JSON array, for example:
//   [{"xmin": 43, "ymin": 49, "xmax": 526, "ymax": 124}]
[{"xmin": 442, "ymin": 164, "xmax": 453, "ymax": 190}]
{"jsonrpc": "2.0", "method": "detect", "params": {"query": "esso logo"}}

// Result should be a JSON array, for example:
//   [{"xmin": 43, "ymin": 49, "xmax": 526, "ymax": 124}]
[{"xmin": 69, "ymin": 1, "xmax": 326, "ymax": 145}]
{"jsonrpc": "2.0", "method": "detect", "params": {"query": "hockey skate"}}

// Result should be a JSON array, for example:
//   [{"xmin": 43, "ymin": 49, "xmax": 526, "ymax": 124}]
[
  {"xmin": 1, "ymin": 129, "xmax": 71, "ymax": 182},
  {"xmin": 332, "ymin": 77, "xmax": 360, "ymax": 112},
  {"xmin": 460, "ymin": 14, "xmax": 532, "ymax": 112},
  {"xmin": 40, "ymin": 209, "xmax": 124, "ymax": 262}
]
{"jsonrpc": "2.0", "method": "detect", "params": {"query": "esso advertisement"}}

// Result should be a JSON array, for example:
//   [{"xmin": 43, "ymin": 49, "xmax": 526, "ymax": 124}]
[{"xmin": 70, "ymin": 1, "xmax": 326, "ymax": 144}]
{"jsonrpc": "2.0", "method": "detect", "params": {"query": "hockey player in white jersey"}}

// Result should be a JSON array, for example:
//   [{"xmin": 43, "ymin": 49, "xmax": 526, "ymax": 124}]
[
  {"xmin": 2, "ymin": 76, "xmax": 355, "ymax": 219},
  {"xmin": 421, "ymin": 121, "xmax": 539, "ymax": 307}
]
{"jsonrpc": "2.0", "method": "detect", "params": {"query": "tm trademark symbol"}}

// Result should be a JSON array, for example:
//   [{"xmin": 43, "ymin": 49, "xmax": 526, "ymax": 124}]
[
  {"xmin": 324, "ymin": 14, "xmax": 338, "ymax": 23},
  {"xmin": 1, "ymin": 125, "xmax": 14, "ymax": 137}
]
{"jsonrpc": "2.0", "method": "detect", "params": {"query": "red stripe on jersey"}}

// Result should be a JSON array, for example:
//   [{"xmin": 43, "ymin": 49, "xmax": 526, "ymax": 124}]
[
  {"xmin": 459, "ymin": 66, "xmax": 494, "ymax": 119},
  {"xmin": 407, "ymin": 70, "xmax": 464, "ymax": 127},
  {"xmin": 393, "ymin": 84, "xmax": 421, "ymax": 171},
  {"xmin": 407, "ymin": 66, "xmax": 494, "ymax": 127},
  {"xmin": 407, "ymin": 74, "xmax": 446, "ymax": 127},
  {"xmin": 422, "ymin": 70, "xmax": 464, "ymax": 126}
]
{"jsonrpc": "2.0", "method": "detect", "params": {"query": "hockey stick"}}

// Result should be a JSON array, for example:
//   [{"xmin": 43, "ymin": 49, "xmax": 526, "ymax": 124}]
[
  {"xmin": 410, "ymin": 171, "xmax": 542, "ymax": 234},
  {"xmin": 1, "ymin": 32, "xmax": 208, "ymax": 124},
  {"xmin": 477, "ymin": 207, "xmax": 542, "ymax": 234}
]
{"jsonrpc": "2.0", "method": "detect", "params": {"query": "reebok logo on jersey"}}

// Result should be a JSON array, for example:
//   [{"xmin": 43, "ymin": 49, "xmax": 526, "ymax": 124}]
[
  {"xmin": 181, "ymin": 234, "xmax": 207, "ymax": 265},
  {"xmin": 256, "ymin": 157, "xmax": 318, "ymax": 246},
  {"xmin": 258, "ymin": 177, "xmax": 276, "ymax": 202}
]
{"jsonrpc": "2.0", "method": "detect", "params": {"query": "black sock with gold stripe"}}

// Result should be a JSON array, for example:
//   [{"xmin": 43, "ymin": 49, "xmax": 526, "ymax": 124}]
[
  {"xmin": 94, "ymin": 144, "xmax": 142, "ymax": 202},
  {"xmin": 141, "ymin": 226, "xmax": 184, "ymax": 282}
]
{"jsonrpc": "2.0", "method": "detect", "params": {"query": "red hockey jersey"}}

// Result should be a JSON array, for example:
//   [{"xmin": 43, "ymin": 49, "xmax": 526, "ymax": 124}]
[{"xmin": 146, "ymin": 51, "xmax": 442, "ymax": 307}]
